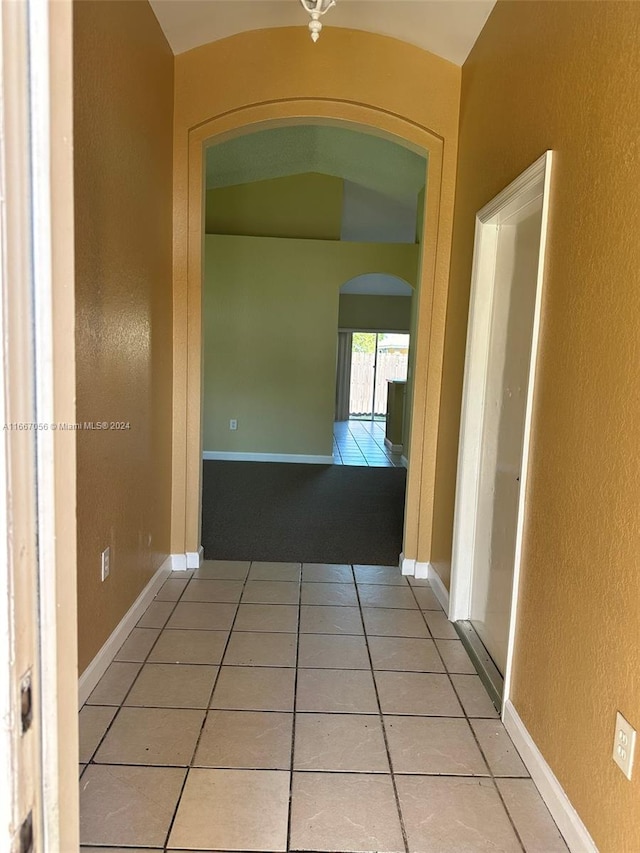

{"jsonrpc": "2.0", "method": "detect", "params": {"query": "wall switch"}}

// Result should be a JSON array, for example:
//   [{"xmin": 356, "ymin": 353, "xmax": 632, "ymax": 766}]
[
  {"xmin": 229, "ymin": 419, "xmax": 238, "ymax": 431},
  {"xmin": 101, "ymin": 546, "xmax": 110, "ymax": 582},
  {"xmin": 612, "ymin": 711, "xmax": 636, "ymax": 780}
]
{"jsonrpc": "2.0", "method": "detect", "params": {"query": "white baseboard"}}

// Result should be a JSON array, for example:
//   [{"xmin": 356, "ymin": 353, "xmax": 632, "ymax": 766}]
[
  {"xmin": 171, "ymin": 553, "xmax": 187, "ymax": 571},
  {"xmin": 78, "ymin": 555, "xmax": 172, "ymax": 708},
  {"xmin": 427, "ymin": 564, "xmax": 450, "ymax": 611},
  {"xmin": 415, "ymin": 560, "xmax": 430, "ymax": 580},
  {"xmin": 400, "ymin": 553, "xmax": 416, "ymax": 576},
  {"xmin": 384, "ymin": 437, "xmax": 403, "ymax": 453},
  {"xmin": 503, "ymin": 701, "xmax": 598, "ymax": 853},
  {"xmin": 203, "ymin": 450, "xmax": 334, "ymax": 464},
  {"xmin": 186, "ymin": 546, "xmax": 203, "ymax": 569},
  {"xmin": 400, "ymin": 455, "xmax": 408, "ymax": 468}
]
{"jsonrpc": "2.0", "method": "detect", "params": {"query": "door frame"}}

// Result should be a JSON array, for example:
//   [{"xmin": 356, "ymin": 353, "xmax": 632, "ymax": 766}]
[
  {"xmin": 174, "ymin": 100, "xmax": 453, "ymax": 572},
  {"xmin": 449, "ymin": 152, "xmax": 553, "ymax": 709},
  {"xmin": 1, "ymin": 0, "xmax": 78, "ymax": 849}
]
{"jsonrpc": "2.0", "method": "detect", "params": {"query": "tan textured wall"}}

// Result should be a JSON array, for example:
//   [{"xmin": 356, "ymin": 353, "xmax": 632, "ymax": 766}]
[
  {"xmin": 434, "ymin": 2, "xmax": 640, "ymax": 848},
  {"xmin": 173, "ymin": 28, "xmax": 461, "ymax": 561},
  {"xmin": 205, "ymin": 173, "xmax": 343, "ymax": 239},
  {"xmin": 74, "ymin": 0, "xmax": 174, "ymax": 673}
]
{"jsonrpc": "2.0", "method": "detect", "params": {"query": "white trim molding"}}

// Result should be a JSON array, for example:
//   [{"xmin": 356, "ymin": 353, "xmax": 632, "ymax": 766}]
[
  {"xmin": 384, "ymin": 437, "xmax": 403, "ymax": 453},
  {"xmin": 186, "ymin": 546, "xmax": 204, "ymax": 569},
  {"xmin": 171, "ymin": 553, "xmax": 187, "ymax": 571},
  {"xmin": 503, "ymin": 701, "xmax": 598, "ymax": 853},
  {"xmin": 77, "ymin": 556, "xmax": 172, "ymax": 707},
  {"xmin": 400, "ymin": 553, "xmax": 416, "ymax": 576},
  {"xmin": 203, "ymin": 450, "xmax": 334, "ymax": 465},
  {"xmin": 400, "ymin": 455, "xmax": 408, "ymax": 469},
  {"xmin": 449, "ymin": 152, "xmax": 553, "ymax": 706},
  {"xmin": 427, "ymin": 564, "xmax": 450, "ymax": 611}
]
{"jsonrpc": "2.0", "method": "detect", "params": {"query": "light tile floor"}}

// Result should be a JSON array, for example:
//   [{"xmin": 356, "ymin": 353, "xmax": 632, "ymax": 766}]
[
  {"xmin": 333, "ymin": 419, "xmax": 404, "ymax": 467},
  {"xmin": 79, "ymin": 560, "xmax": 569, "ymax": 852}
]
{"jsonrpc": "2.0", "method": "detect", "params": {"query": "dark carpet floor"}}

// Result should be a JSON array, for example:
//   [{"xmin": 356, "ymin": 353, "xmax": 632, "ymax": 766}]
[{"xmin": 201, "ymin": 461, "xmax": 407, "ymax": 565}]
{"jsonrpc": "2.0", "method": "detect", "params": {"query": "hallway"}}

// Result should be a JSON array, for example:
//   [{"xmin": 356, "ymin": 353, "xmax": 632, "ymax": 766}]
[{"xmin": 79, "ymin": 561, "xmax": 567, "ymax": 851}]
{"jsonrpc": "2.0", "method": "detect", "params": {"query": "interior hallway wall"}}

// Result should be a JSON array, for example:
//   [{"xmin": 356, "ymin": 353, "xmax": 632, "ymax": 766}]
[
  {"xmin": 432, "ymin": 2, "xmax": 640, "ymax": 848},
  {"xmin": 74, "ymin": 0, "xmax": 174, "ymax": 673}
]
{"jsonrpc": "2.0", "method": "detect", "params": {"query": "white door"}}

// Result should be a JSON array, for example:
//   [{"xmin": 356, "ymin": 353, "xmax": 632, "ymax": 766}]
[
  {"xmin": 470, "ymin": 201, "xmax": 543, "ymax": 673},
  {"xmin": 450, "ymin": 153, "xmax": 552, "ymax": 699}
]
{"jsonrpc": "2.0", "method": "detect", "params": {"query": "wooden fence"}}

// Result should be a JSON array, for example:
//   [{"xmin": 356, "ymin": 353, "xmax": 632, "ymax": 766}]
[{"xmin": 350, "ymin": 352, "xmax": 408, "ymax": 416}]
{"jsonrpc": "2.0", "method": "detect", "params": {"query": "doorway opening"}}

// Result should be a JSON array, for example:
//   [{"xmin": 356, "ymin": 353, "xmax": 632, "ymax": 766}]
[
  {"xmin": 199, "ymin": 123, "xmax": 426, "ymax": 564},
  {"xmin": 450, "ymin": 153, "xmax": 553, "ymax": 710},
  {"xmin": 349, "ymin": 332, "xmax": 410, "ymax": 422}
]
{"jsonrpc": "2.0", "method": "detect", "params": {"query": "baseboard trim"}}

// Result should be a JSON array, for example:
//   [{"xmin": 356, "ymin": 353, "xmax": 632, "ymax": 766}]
[
  {"xmin": 400, "ymin": 553, "xmax": 416, "ymax": 576},
  {"xmin": 400, "ymin": 455, "xmax": 408, "ymax": 469},
  {"xmin": 171, "ymin": 553, "xmax": 187, "ymax": 571},
  {"xmin": 78, "ymin": 556, "xmax": 172, "ymax": 708},
  {"xmin": 415, "ymin": 560, "xmax": 430, "ymax": 580},
  {"xmin": 384, "ymin": 437, "xmax": 403, "ymax": 453},
  {"xmin": 427, "ymin": 564, "xmax": 450, "ymax": 611},
  {"xmin": 503, "ymin": 701, "xmax": 598, "ymax": 853},
  {"xmin": 203, "ymin": 450, "xmax": 334, "ymax": 465},
  {"xmin": 186, "ymin": 546, "xmax": 203, "ymax": 569}
]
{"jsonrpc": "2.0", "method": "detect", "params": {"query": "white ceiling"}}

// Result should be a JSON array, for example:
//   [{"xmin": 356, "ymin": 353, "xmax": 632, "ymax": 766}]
[{"xmin": 150, "ymin": 0, "xmax": 496, "ymax": 65}]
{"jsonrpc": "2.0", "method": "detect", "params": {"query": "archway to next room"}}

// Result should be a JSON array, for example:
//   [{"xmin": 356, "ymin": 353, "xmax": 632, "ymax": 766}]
[{"xmin": 172, "ymin": 97, "xmax": 453, "ymax": 577}]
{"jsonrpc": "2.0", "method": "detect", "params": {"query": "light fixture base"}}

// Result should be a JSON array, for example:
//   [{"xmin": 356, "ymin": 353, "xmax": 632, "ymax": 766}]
[{"xmin": 299, "ymin": 0, "xmax": 336, "ymax": 42}]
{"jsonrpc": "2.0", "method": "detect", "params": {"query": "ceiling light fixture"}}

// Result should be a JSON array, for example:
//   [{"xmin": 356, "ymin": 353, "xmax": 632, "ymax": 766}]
[{"xmin": 299, "ymin": 0, "xmax": 336, "ymax": 43}]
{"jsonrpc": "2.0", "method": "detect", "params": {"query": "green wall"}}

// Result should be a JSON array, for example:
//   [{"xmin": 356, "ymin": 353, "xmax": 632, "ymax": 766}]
[
  {"xmin": 205, "ymin": 173, "xmax": 343, "ymax": 240},
  {"xmin": 204, "ymin": 235, "xmax": 419, "ymax": 456},
  {"xmin": 338, "ymin": 294, "xmax": 412, "ymax": 331}
]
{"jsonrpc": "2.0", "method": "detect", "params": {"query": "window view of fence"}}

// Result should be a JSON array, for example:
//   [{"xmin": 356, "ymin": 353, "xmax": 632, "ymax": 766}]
[{"xmin": 350, "ymin": 333, "xmax": 409, "ymax": 418}]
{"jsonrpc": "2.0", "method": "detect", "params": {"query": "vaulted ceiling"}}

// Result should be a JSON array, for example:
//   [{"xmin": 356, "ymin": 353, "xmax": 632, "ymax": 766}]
[
  {"xmin": 206, "ymin": 125, "xmax": 427, "ymax": 200},
  {"xmin": 149, "ymin": 0, "xmax": 496, "ymax": 65}
]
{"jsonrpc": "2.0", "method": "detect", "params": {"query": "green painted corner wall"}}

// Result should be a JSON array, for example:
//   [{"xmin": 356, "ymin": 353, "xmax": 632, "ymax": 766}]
[
  {"xmin": 203, "ymin": 235, "xmax": 418, "ymax": 456},
  {"xmin": 338, "ymin": 295, "xmax": 412, "ymax": 332},
  {"xmin": 205, "ymin": 172, "xmax": 343, "ymax": 240}
]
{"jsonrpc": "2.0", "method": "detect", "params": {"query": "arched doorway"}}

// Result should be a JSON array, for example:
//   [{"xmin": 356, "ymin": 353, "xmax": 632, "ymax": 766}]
[{"xmin": 173, "ymin": 99, "xmax": 450, "ymax": 576}]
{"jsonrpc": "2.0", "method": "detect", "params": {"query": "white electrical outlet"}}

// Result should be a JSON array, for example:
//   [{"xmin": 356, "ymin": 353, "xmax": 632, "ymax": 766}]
[
  {"xmin": 101, "ymin": 546, "xmax": 110, "ymax": 582},
  {"xmin": 612, "ymin": 711, "xmax": 636, "ymax": 780},
  {"xmin": 229, "ymin": 419, "xmax": 238, "ymax": 431}
]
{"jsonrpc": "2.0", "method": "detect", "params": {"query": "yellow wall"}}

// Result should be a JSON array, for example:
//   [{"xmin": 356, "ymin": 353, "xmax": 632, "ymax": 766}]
[
  {"xmin": 74, "ymin": 0, "xmax": 174, "ymax": 673},
  {"xmin": 204, "ymin": 235, "xmax": 418, "ymax": 455},
  {"xmin": 434, "ymin": 2, "xmax": 640, "ymax": 848},
  {"xmin": 206, "ymin": 173, "xmax": 343, "ymax": 239},
  {"xmin": 173, "ymin": 28, "xmax": 461, "ymax": 561},
  {"xmin": 338, "ymin": 295, "xmax": 412, "ymax": 332}
]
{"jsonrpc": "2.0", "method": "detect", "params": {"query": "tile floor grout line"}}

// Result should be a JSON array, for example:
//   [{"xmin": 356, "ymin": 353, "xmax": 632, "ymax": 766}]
[
  {"xmin": 160, "ymin": 561, "xmax": 251, "ymax": 852},
  {"xmin": 84, "ymin": 702, "xmax": 499, "ymax": 718},
  {"xmin": 85, "ymin": 759, "xmax": 516, "ymax": 778},
  {"xmin": 352, "ymin": 564, "xmax": 411, "ymax": 853},
  {"xmin": 285, "ymin": 563, "xmax": 303, "ymax": 852},
  {"xmin": 407, "ymin": 580, "xmax": 529, "ymax": 853}
]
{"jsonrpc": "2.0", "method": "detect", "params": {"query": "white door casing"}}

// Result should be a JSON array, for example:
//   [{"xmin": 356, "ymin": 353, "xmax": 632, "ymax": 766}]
[
  {"xmin": 449, "ymin": 152, "xmax": 553, "ymax": 707},
  {"xmin": 0, "ymin": 1, "xmax": 79, "ymax": 850}
]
